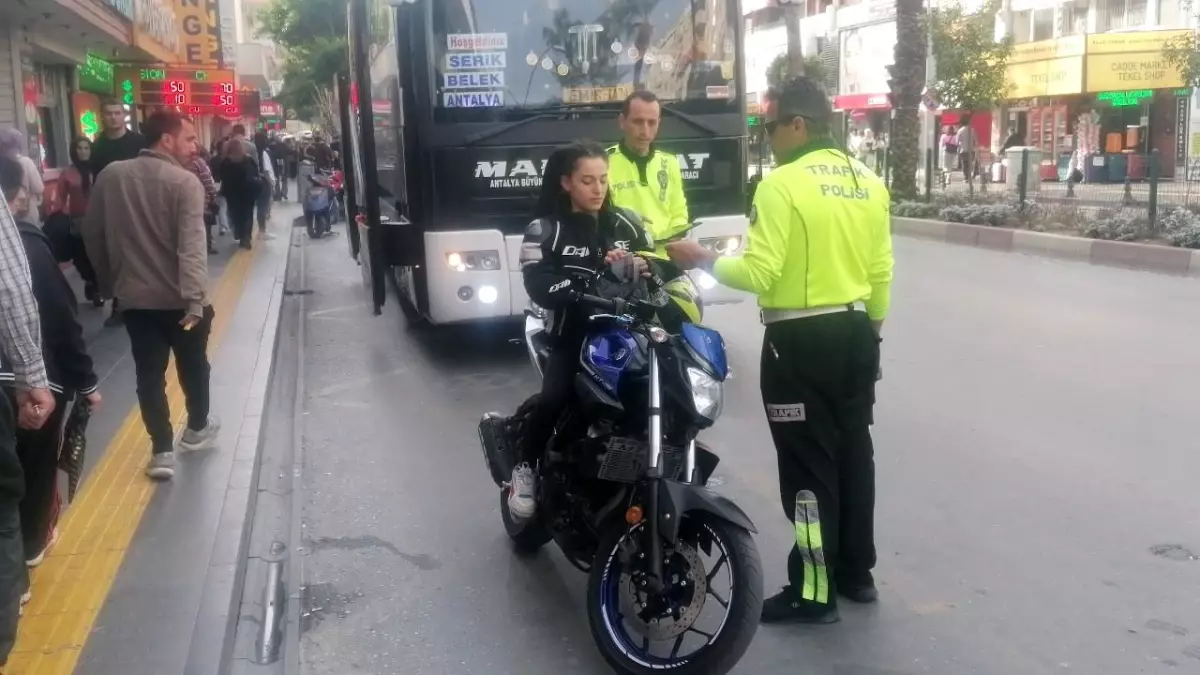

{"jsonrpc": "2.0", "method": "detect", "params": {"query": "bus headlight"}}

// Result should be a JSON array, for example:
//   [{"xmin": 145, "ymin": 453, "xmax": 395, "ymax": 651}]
[
  {"xmin": 478, "ymin": 285, "xmax": 498, "ymax": 304},
  {"xmin": 699, "ymin": 236, "xmax": 742, "ymax": 256},
  {"xmin": 446, "ymin": 250, "xmax": 501, "ymax": 271}
]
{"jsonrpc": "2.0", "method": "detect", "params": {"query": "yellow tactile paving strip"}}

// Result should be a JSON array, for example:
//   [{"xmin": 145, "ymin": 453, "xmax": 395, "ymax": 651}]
[{"xmin": 5, "ymin": 246, "xmax": 259, "ymax": 674}]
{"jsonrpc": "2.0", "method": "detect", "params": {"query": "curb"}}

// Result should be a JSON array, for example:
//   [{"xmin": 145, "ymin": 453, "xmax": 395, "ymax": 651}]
[{"xmin": 893, "ymin": 217, "xmax": 1200, "ymax": 277}]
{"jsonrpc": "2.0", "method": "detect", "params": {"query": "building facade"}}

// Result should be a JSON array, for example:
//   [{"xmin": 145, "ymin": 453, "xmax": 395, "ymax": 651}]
[{"xmin": 742, "ymin": 0, "xmax": 1198, "ymax": 180}]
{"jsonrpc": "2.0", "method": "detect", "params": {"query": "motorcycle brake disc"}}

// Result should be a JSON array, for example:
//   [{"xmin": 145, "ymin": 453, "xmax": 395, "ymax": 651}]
[{"xmin": 618, "ymin": 542, "xmax": 708, "ymax": 641}]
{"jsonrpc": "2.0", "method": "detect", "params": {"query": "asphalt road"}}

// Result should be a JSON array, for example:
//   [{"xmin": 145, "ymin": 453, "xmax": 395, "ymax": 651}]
[{"xmin": 291, "ymin": 226, "xmax": 1200, "ymax": 675}]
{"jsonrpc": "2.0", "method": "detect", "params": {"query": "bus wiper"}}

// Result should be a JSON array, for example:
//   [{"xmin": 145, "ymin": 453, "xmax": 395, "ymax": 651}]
[
  {"xmin": 463, "ymin": 113, "xmax": 557, "ymax": 146},
  {"xmin": 660, "ymin": 103, "xmax": 720, "ymax": 136},
  {"xmin": 462, "ymin": 105, "xmax": 611, "ymax": 146}
]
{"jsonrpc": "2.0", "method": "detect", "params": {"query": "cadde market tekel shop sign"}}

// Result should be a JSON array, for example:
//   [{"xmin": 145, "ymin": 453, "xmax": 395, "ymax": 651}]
[{"xmin": 1003, "ymin": 29, "xmax": 1190, "ymax": 100}]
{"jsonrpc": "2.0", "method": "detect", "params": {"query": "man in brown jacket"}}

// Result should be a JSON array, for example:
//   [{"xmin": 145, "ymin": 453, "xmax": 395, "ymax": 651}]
[{"xmin": 82, "ymin": 110, "xmax": 220, "ymax": 480}]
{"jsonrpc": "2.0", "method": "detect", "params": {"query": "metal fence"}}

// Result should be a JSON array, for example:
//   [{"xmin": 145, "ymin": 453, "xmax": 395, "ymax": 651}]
[{"xmin": 900, "ymin": 148, "xmax": 1200, "ymax": 246}]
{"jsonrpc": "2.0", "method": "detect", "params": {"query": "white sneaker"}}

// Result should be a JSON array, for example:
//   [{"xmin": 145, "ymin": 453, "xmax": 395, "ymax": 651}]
[
  {"xmin": 178, "ymin": 415, "xmax": 221, "ymax": 452},
  {"xmin": 507, "ymin": 463, "xmax": 537, "ymax": 520}
]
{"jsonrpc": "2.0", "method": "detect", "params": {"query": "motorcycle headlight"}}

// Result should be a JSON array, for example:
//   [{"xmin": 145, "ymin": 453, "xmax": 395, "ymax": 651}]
[{"xmin": 686, "ymin": 366, "xmax": 723, "ymax": 420}]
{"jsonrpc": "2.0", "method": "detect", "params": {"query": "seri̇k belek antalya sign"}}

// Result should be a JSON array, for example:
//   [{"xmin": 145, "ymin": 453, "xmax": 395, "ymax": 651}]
[{"xmin": 1004, "ymin": 30, "xmax": 1188, "ymax": 99}]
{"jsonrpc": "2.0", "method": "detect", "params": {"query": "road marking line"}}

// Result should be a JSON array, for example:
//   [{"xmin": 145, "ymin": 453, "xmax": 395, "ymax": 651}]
[{"xmin": 6, "ymin": 247, "xmax": 260, "ymax": 674}]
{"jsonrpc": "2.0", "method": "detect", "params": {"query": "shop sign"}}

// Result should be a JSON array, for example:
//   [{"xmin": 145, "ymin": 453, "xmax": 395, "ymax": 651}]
[
  {"xmin": 134, "ymin": 0, "xmax": 182, "ymax": 62},
  {"xmin": 175, "ymin": 0, "xmax": 222, "ymax": 66},
  {"xmin": 260, "ymin": 101, "xmax": 283, "ymax": 118},
  {"xmin": 833, "ymin": 93, "xmax": 891, "ymax": 110},
  {"xmin": 77, "ymin": 54, "xmax": 115, "ymax": 95},
  {"xmin": 1004, "ymin": 35, "xmax": 1084, "ymax": 98},
  {"xmin": 1096, "ymin": 89, "xmax": 1154, "ymax": 107},
  {"xmin": 104, "ymin": 0, "xmax": 136, "ymax": 20},
  {"xmin": 1176, "ymin": 94, "xmax": 1189, "ymax": 165},
  {"xmin": 1084, "ymin": 30, "xmax": 1188, "ymax": 92}
]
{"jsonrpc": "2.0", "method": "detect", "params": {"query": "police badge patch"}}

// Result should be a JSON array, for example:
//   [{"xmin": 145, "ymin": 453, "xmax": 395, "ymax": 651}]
[
  {"xmin": 749, "ymin": 205, "xmax": 758, "ymax": 226},
  {"xmin": 657, "ymin": 156, "xmax": 669, "ymax": 201}
]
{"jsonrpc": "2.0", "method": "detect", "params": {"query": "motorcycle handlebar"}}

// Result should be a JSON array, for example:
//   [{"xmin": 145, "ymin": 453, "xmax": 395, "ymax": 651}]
[{"xmin": 575, "ymin": 293, "xmax": 656, "ymax": 321}]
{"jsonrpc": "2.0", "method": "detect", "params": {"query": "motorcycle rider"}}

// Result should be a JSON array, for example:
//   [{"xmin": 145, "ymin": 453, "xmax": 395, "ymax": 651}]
[{"xmin": 507, "ymin": 141, "xmax": 657, "ymax": 521}]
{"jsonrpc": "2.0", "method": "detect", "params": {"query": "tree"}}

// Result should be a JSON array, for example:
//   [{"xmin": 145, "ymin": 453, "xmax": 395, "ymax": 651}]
[
  {"xmin": 927, "ymin": 0, "xmax": 1012, "ymax": 111},
  {"xmin": 1162, "ymin": 3, "xmax": 1200, "ymax": 89},
  {"xmin": 888, "ymin": 0, "xmax": 926, "ymax": 201},
  {"xmin": 255, "ymin": 0, "xmax": 348, "ymax": 123},
  {"xmin": 766, "ymin": 53, "xmax": 830, "ymax": 92},
  {"xmin": 784, "ymin": 2, "xmax": 805, "ymax": 79}
]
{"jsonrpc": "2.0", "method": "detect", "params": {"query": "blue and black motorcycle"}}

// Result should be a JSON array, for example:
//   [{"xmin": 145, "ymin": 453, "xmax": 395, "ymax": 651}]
[{"xmin": 479, "ymin": 270, "xmax": 763, "ymax": 675}]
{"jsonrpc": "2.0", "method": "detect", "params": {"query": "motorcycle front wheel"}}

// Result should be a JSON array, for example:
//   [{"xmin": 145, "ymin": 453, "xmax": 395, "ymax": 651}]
[
  {"xmin": 587, "ymin": 512, "xmax": 762, "ymax": 675},
  {"xmin": 305, "ymin": 213, "xmax": 319, "ymax": 239}
]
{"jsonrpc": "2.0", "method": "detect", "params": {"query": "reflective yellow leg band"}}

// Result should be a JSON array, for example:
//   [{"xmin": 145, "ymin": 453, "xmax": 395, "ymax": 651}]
[{"xmin": 795, "ymin": 490, "xmax": 830, "ymax": 605}]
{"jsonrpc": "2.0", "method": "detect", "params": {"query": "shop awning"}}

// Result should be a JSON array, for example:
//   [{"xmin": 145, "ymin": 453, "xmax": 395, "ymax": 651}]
[{"xmin": 833, "ymin": 93, "xmax": 890, "ymax": 111}]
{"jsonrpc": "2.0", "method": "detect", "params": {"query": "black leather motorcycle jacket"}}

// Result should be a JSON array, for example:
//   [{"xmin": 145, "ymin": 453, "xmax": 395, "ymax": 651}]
[{"xmin": 520, "ymin": 205, "xmax": 659, "ymax": 339}]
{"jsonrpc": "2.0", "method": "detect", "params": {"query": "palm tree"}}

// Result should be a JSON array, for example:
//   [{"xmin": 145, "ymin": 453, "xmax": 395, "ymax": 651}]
[
  {"xmin": 888, "ymin": 0, "xmax": 925, "ymax": 201},
  {"xmin": 783, "ymin": 0, "xmax": 805, "ymax": 78}
]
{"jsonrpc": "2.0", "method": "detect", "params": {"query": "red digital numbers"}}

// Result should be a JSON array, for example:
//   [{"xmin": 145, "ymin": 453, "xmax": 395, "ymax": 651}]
[
  {"xmin": 212, "ymin": 94, "xmax": 236, "ymax": 107},
  {"xmin": 161, "ymin": 80, "xmax": 187, "ymax": 105}
]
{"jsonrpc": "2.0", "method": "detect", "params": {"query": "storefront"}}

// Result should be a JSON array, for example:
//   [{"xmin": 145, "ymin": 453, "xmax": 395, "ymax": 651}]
[
  {"xmin": 1082, "ymin": 30, "xmax": 1189, "ymax": 180},
  {"xmin": 1001, "ymin": 30, "xmax": 1191, "ymax": 182},
  {"xmin": 1001, "ymin": 35, "xmax": 1087, "ymax": 179}
]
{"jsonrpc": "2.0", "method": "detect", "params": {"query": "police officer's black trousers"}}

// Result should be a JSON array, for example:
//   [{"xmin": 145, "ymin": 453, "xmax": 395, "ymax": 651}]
[{"xmin": 760, "ymin": 310, "xmax": 880, "ymax": 607}]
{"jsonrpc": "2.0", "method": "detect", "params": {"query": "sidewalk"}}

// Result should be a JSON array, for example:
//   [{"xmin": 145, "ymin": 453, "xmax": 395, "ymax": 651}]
[{"xmin": 6, "ymin": 204, "xmax": 297, "ymax": 675}]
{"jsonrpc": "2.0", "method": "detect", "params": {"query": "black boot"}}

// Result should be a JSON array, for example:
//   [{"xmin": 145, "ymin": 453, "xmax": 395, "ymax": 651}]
[
  {"xmin": 761, "ymin": 586, "xmax": 840, "ymax": 624},
  {"xmin": 837, "ymin": 572, "xmax": 879, "ymax": 604}
]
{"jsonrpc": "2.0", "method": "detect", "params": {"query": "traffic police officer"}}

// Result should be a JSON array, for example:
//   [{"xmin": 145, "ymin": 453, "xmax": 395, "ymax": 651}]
[
  {"xmin": 608, "ymin": 91, "xmax": 690, "ymax": 255},
  {"xmin": 666, "ymin": 76, "xmax": 894, "ymax": 625}
]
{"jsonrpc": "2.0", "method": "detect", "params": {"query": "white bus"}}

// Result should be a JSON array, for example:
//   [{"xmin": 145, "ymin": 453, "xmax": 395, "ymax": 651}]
[{"xmin": 343, "ymin": 0, "xmax": 752, "ymax": 324}]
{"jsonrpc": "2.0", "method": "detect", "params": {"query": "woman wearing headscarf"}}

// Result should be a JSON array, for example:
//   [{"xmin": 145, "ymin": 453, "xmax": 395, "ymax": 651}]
[
  {"xmin": 0, "ymin": 129, "xmax": 44, "ymax": 223},
  {"xmin": 54, "ymin": 137, "xmax": 103, "ymax": 304}
]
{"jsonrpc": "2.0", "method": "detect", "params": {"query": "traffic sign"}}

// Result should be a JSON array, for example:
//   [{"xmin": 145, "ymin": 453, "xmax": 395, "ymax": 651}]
[{"xmin": 286, "ymin": 108, "xmax": 297, "ymax": 120}]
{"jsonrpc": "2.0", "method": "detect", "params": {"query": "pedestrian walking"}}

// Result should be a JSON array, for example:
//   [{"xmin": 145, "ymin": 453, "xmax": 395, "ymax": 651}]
[
  {"xmin": 252, "ymin": 131, "xmax": 276, "ymax": 240},
  {"xmin": 216, "ymin": 139, "xmax": 262, "ymax": 250},
  {"xmin": 667, "ymin": 76, "xmax": 894, "ymax": 625},
  {"xmin": 81, "ymin": 110, "xmax": 220, "ymax": 480},
  {"xmin": 0, "ymin": 186, "xmax": 55, "ymax": 669},
  {"xmin": 0, "ymin": 156, "xmax": 100, "ymax": 568},
  {"xmin": 186, "ymin": 146, "xmax": 220, "ymax": 255},
  {"xmin": 91, "ymin": 97, "xmax": 147, "ymax": 328},
  {"xmin": 54, "ymin": 137, "xmax": 105, "ymax": 305},
  {"xmin": 0, "ymin": 130, "xmax": 43, "ymax": 225}
]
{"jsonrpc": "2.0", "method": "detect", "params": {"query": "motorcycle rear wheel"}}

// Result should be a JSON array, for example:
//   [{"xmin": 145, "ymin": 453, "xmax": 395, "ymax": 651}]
[
  {"xmin": 498, "ymin": 395, "xmax": 551, "ymax": 554},
  {"xmin": 499, "ymin": 490, "xmax": 551, "ymax": 555}
]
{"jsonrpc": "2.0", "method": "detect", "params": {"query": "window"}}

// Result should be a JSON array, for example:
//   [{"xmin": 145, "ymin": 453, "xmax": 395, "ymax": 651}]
[
  {"xmin": 432, "ymin": 0, "xmax": 741, "ymax": 121},
  {"xmin": 1031, "ymin": 8, "xmax": 1053, "ymax": 41},
  {"xmin": 1098, "ymin": 0, "xmax": 1148, "ymax": 31}
]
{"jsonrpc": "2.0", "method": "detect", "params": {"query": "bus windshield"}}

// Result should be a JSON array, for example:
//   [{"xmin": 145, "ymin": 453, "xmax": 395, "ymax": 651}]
[{"xmin": 432, "ymin": 0, "xmax": 740, "ymax": 121}]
